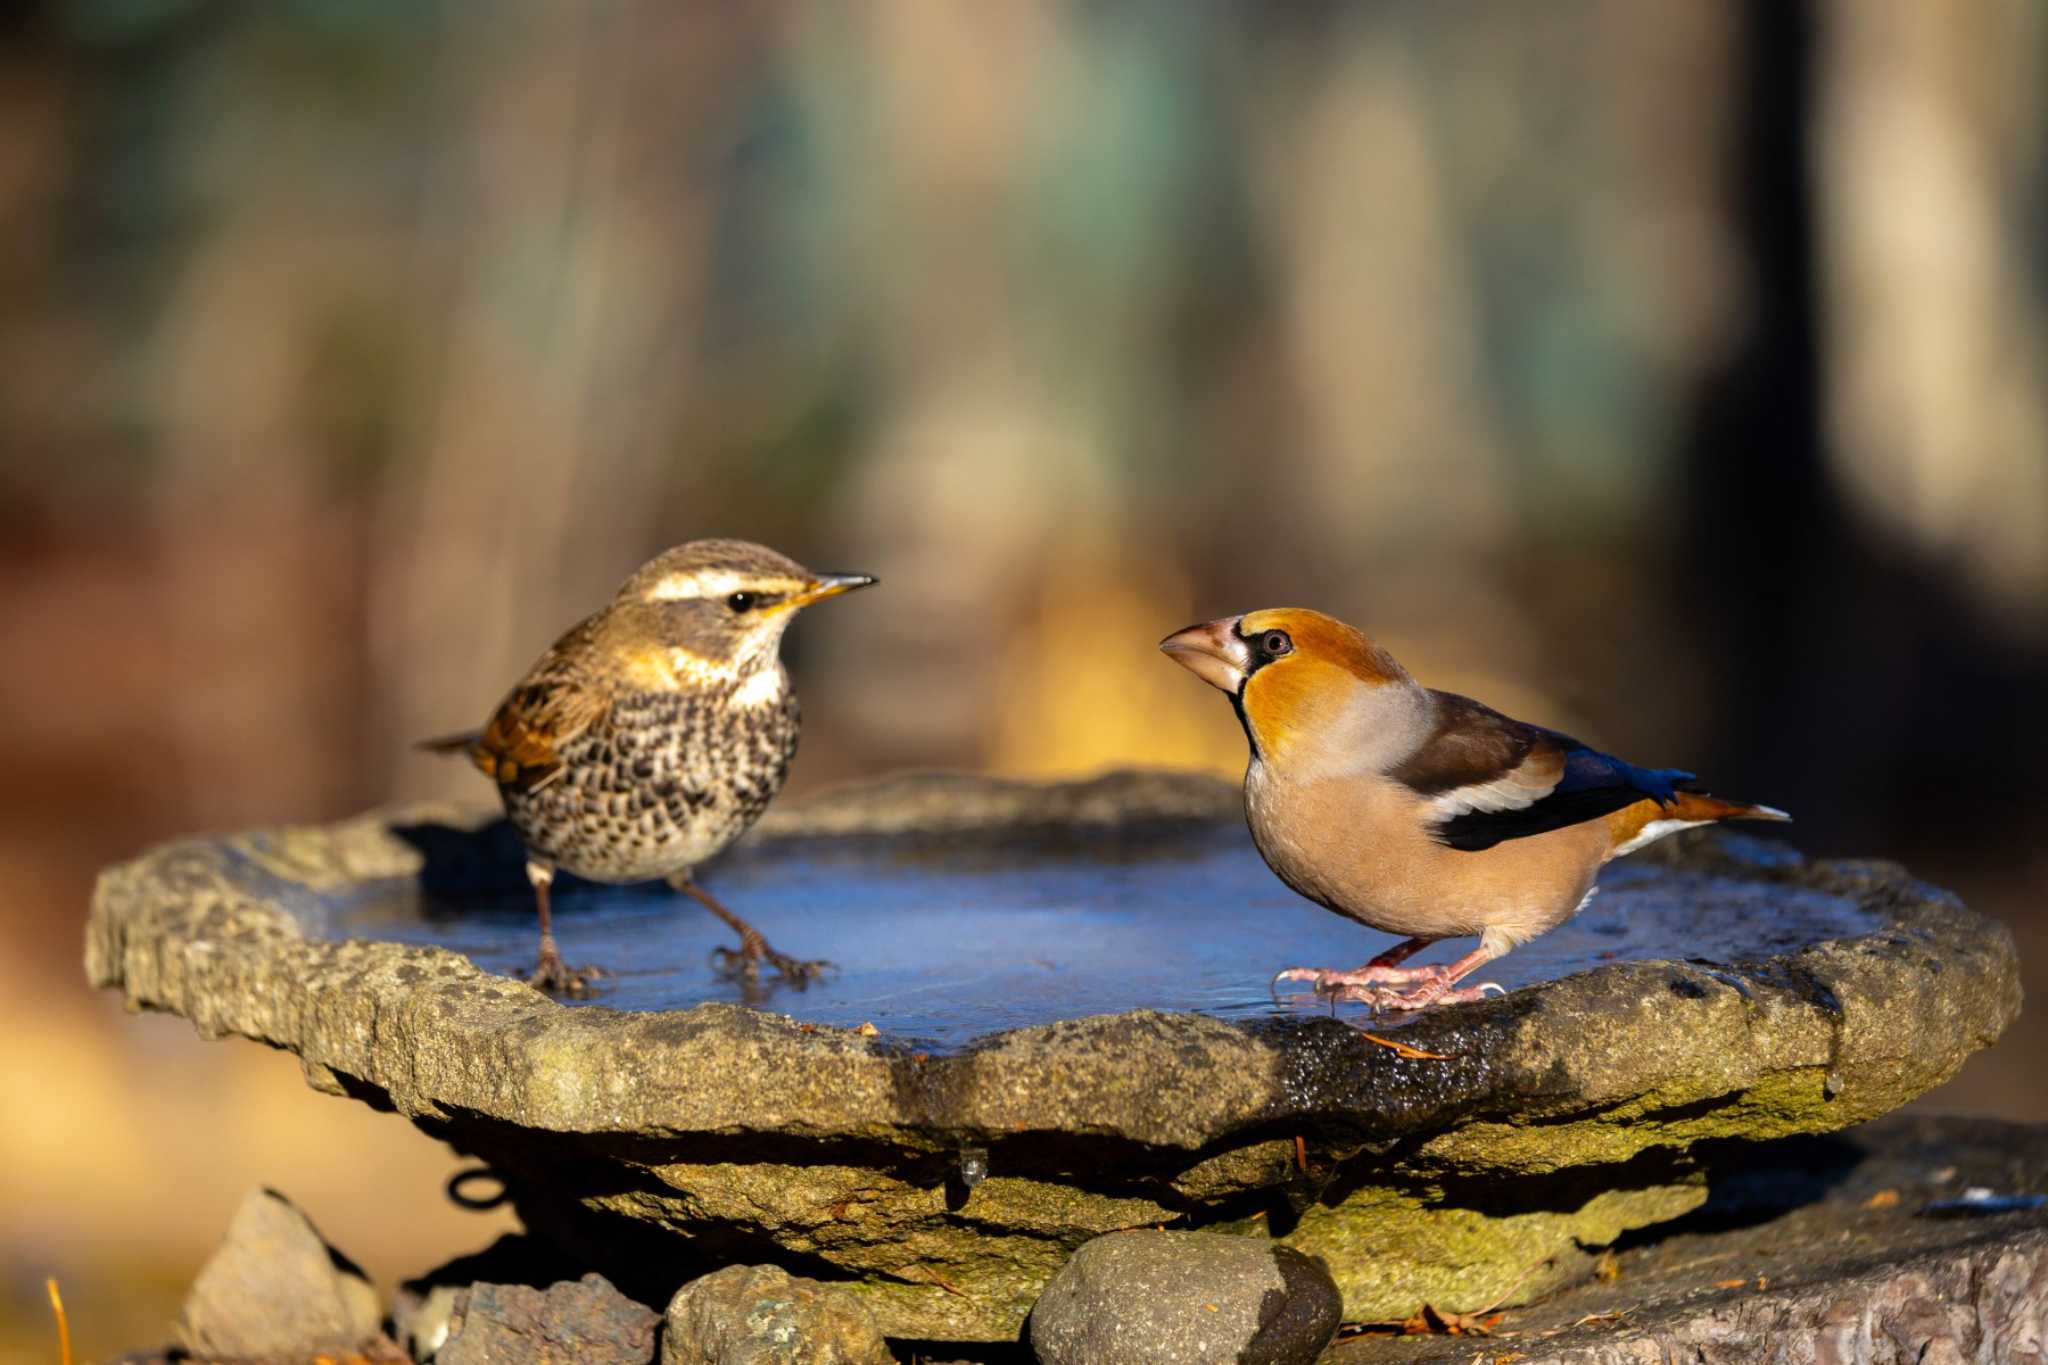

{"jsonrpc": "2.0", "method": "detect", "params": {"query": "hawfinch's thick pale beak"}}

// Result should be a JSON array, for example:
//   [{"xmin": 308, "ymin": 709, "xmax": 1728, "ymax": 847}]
[{"xmin": 1159, "ymin": 616, "xmax": 1251, "ymax": 694}]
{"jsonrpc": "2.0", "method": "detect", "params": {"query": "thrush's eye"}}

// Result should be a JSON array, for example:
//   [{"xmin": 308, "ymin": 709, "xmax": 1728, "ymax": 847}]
[
  {"xmin": 1259, "ymin": 630, "xmax": 1293, "ymax": 658},
  {"xmin": 726, "ymin": 592, "xmax": 756, "ymax": 613}
]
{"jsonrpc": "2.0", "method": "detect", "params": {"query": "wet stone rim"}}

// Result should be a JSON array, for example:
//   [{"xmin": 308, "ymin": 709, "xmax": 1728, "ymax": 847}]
[{"xmin": 85, "ymin": 770, "xmax": 2019, "ymax": 1160}]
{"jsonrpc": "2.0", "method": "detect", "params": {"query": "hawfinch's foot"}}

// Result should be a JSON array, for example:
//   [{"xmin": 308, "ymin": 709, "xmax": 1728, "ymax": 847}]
[
  {"xmin": 1275, "ymin": 961, "xmax": 1454, "ymax": 993},
  {"xmin": 1274, "ymin": 964, "xmax": 1504, "ymax": 1012},
  {"xmin": 1350, "ymin": 980, "xmax": 1504, "ymax": 1012}
]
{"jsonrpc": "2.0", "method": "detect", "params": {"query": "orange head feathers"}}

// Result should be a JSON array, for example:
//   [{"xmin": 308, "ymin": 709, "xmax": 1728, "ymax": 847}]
[{"xmin": 1160, "ymin": 608, "xmax": 1414, "ymax": 764}]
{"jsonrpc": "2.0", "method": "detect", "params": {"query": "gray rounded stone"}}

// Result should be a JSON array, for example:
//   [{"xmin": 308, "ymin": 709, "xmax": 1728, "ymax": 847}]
[
  {"xmin": 664, "ymin": 1264, "xmax": 895, "ymax": 1365},
  {"xmin": 1029, "ymin": 1230, "xmax": 1341, "ymax": 1365},
  {"xmin": 175, "ymin": 1188, "xmax": 382, "ymax": 1359}
]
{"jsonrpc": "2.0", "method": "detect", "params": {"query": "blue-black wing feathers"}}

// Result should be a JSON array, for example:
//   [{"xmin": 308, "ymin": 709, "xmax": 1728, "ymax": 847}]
[{"xmin": 1434, "ymin": 747, "xmax": 1695, "ymax": 850}]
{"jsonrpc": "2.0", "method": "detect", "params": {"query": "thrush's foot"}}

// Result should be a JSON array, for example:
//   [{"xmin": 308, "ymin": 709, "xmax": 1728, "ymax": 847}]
[
  {"xmin": 522, "ymin": 944, "xmax": 608, "ymax": 998},
  {"xmin": 675, "ymin": 879, "xmax": 830, "ymax": 986},
  {"xmin": 710, "ymin": 934, "xmax": 831, "ymax": 985}
]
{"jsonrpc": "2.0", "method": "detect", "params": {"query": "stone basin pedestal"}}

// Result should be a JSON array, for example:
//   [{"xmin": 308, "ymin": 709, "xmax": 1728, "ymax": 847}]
[{"xmin": 86, "ymin": 771, "xmax": 2020, "ymax": 1345}]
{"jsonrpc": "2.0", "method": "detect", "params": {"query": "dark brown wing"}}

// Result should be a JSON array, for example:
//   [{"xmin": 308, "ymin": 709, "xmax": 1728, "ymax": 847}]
[
  {"xmin": 1395, "ymin": 691, "xmax": 1697, "ymax": 851},
  {"xmin": 1388, "ymin": 691, "xmax": 1551, "ymax": 797},
  {"xmin": 468, "ymin": 620, "xmax": 613, "ymax": 792}
]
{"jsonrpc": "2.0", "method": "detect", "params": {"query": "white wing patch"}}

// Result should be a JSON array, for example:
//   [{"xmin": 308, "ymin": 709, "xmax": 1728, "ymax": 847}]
[{"xmin": 1425, "ymin": 766, "xmax": 1557, "ymax": 822}]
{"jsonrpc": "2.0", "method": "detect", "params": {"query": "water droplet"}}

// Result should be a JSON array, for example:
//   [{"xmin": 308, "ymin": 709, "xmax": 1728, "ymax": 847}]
[{"xmin": 958, "ymin": 1145, "xmax": 989, "ymax": 1188}]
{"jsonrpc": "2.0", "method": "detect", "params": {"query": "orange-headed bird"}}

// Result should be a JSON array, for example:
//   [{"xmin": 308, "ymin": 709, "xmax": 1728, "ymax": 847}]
[{"xmin": 1161, "ymin": 609, "xmax": 1788, "ymax": 1011}]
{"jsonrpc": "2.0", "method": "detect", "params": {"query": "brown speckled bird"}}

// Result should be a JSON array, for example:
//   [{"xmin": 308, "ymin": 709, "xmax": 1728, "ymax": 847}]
[
  {"xmin": 1161, "ymin": 608, "xmax": 1788, "ymax": 1011},
  {"xmin": 423, "ymin": 539, "xmax": 875, "ymax": 995}
]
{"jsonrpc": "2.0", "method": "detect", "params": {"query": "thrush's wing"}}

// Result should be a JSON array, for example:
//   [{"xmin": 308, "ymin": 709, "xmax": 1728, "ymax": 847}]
[
  {"xmin": 432, "ymin": 620, "xmax": 614, "ymax": 793},
  {"xmin": 1394, "ymin": 691, "xmax": 1695, "ymax": 852}
]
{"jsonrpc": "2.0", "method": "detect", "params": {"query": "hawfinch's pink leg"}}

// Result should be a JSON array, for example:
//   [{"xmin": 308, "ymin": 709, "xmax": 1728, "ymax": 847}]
[
  {"xmin": 1275, "ymin": 936, "xmax": 1448, "ymax": 992},
  {"xmin": 1361, "ymin": 941, "xmax": 1507, "ymax": 1011},
  {"xmin": 1275, "ymin": 938, "xmax": 1506, "ymax": 1012}
]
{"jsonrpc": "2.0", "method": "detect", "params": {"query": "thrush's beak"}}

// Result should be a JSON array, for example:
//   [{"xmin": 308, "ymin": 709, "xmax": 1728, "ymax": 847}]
[
  {"xmin": 1159, "ymin": 616, "xmax": 1251, "ymax": 694},
  {"xmin": 785, "ymin": 573, "xmax": 878, "ymax": 610}
]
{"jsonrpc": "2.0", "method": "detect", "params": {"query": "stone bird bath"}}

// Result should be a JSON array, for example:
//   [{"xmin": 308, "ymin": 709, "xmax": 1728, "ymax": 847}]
[{"xmin": 86, "ymin": 771, "xmax": 2019, "ymax": 1343}]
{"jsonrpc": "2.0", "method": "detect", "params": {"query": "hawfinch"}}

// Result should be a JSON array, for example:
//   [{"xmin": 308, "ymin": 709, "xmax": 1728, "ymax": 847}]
[{"xmin": 1161, "ymin": 608, "xmax": 1788, "ymax": 1011}]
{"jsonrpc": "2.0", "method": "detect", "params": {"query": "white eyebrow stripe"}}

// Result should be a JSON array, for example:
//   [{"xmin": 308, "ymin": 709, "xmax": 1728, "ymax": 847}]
[
  {"xmin": 647, "ymin": 571, "xmax": 814, "ymax": 602},
  {"xmin": 648, "ymin": 570, "xmax": 748, "ymax": 601}
]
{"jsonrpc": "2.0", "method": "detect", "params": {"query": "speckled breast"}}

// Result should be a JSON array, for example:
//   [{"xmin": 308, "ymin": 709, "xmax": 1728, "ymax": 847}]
[{"xmin": 503, "ymin": 675, "xmax": 800, "ymax": 883}]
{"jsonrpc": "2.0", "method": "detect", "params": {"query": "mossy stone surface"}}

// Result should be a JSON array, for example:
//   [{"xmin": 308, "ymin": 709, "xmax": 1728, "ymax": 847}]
[{"xmin": 86, "ymin": 771, "xmax": 2021, "ymax": 1339}]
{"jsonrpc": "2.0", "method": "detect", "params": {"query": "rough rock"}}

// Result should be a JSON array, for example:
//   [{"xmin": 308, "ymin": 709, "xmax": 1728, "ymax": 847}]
[
  {"xmin": 1029, "ymin": 1230, "xmax": 1340, "ymax": 1365},
  {"xmin": 394, "ymin": 1233, "xmax": 587, "ymax": 1361},
  {"xmin": 438, "ymin": 1272, "xmax": 657, "ymax": 1364},
  {"xmin": 86, "ymin": 772, "xmax": 2022, "ymax": 1340},
  {"xmin": 663, "ymin": 1265, "xmax": 894, "ymax": 1365},
  {"xmin": 174, "ymin": 1187, "xmax": 383, "ymax": 1359},
  {"xmin": 1502, "ymin": 1237, "xmax": 2048, "ymax": 1364},
  {"xmin": 1328, "ymin": 1115, "xmax": 2048, "ymax": 1365}
]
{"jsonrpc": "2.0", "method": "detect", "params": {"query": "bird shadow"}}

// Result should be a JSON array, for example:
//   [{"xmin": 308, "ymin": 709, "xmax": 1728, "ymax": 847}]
[
  {"xmin": 388, "ymin": 817, "xmax": 535, "ymax": 901},
  {"xmin": 386, "ymin": 817, "xmax": 675, "ymax": 912}
]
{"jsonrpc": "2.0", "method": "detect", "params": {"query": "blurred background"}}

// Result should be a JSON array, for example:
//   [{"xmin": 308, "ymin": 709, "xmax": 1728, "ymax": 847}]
[{"xmin": 3, "ymin": 0, "xmax": 2044, "ymax": 1356}]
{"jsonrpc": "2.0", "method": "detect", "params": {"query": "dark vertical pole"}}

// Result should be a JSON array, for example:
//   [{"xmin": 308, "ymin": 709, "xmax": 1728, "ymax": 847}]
[{"xmin": 1675, "ymin": 0, "xmax": 1858, "ymax": 840}]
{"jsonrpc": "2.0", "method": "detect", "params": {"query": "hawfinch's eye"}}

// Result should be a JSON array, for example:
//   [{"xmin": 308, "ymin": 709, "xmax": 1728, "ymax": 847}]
[
  {"xmin": 1259, "ymin": 630, "xmax": 1293, "ymax": 658},
  {"xmin": 726, "ymin": 592, "xmax": 756, "ymax": 613}
]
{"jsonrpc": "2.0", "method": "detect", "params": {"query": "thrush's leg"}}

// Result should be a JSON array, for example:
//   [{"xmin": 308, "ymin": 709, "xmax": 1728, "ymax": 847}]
[
  {"xmin": 520, "ymin": 859, "xmax": 606, "ymax": 997},
  {"xmin": 671, "ymin": 876, "xmax": 830, "ymax": 984}
]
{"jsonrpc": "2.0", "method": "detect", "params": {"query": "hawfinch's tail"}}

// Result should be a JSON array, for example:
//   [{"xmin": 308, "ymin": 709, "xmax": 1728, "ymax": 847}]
[
  {"xmin": 1607, "ymin": 791, "xmax": 1790, "ymax": 859},
  {"xmin": 1667, "ymin": 791, "xmax": 1790, "ymax": 825}
]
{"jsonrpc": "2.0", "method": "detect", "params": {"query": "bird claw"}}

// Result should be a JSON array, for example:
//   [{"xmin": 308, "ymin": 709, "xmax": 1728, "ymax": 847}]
[
  {"xmin": 1276, "ymin": 961, "xmax": 1454, "ymax": 988},
  {"xmin": 1272, "ymin": 965, "xmax": 1374, "ymax": 998},
  {"xmin": 767, "ymin": 952, "xmax": 833, "ymax": 984},
  {"xmin": 522, "ymin": 949, "xmax": 609, "ymax": 998},
  {"xmin": 711, "ymin": 943, "xmax": 833, "ymax": 986},
  {"xmin": 1364, "ymin": 980, "xmax": 1507, "ymax": 1013},
  {"xmin": 1376, "ymin": 982, "xmax": 1507, "ymax": 1015},
  {"xmin": 1273, "ymin": 966, "xmax": 1505, "ymax": 1014}
]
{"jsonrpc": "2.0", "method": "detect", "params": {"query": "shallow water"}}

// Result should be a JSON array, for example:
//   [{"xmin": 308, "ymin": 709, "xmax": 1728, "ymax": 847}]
[{"xmin": 338, "ymin": 826, "xmax": 1873, "ymax": 1050}]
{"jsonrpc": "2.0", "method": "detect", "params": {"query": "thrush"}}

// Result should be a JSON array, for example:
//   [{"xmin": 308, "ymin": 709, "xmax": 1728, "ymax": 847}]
[
  {"xmin": 1161, "ymin": 609, "xmax": 1788, "ymax": 1012},
  {"xmin": 423, "ymin": 539, "xmax": 875, "ymax": 995}
]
